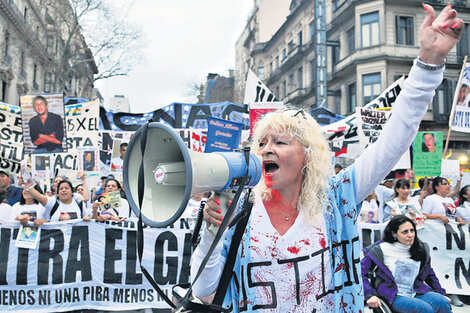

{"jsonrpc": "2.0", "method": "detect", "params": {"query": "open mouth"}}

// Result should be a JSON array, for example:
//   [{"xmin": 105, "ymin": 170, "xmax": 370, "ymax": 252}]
[{"xmin": 263, "ymin": 161, "xmax": 279, "ymax": 175}]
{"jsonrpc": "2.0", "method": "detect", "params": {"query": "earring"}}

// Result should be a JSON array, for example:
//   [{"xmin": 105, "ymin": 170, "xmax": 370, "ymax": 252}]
[{"xmin": 393, "ymin": 236, "xmax": 398, "ymax": 241}]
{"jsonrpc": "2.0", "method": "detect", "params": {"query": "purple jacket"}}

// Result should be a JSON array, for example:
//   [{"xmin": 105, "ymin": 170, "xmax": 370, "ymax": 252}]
[{"xmin": 361, "ymin": 240, "xmax": 446, "ymax": 306}]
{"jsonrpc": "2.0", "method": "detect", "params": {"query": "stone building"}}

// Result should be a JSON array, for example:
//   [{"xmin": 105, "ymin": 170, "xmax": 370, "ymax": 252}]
[
  {"xmin": 235, "ymin": 0, "xmax": 470, "ymax": 168},
  {"xmin": 0, "ymin": 0, "xmax": 97, "ymax": 106},
  {"xmin": 197, "ymin": 72, "xmax": 235, "ymax": 104}
]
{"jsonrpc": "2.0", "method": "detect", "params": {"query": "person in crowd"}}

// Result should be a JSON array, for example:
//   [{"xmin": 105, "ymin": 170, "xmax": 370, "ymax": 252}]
[
  {"xmin": 111, "ymin": 142, "xmax": 127, "ymax": 172},
  {"xmin": 422, "ymin": 176, "xmax": 464, "ymax": 225},
  {"xmin": 91, "ymin": 179, "xmax": 134, "ymax": 220},
  {"xmin": 190, "ymin": 5, "xmax": 463, "ymax": 311},
  {"xmin": 93, "ymin": 176, "xmax": 109, "ymax": 202},
  {"xmin": 28, "ymin": 95, "xmax": 64, "ymax": 153},
  {"xmin": 0, "ymin": 191, "xmax": 14, "ymax": 223},
  {"xmin": 334, "ymin": 164, "xmax": 343, "ymax": 174},
  {"xmin": 362, "ymin": 215, "xmax": 451, "ymax": 312},
  {"xmin": 375, "ymin": 177, "xmax": 395, "ymax": 223},
  {"xmin": 20, "ymin": 178, "xmax": 90, "ymax": 222},
  {"xmin": 90, "ymin": 194, "xmax": 125, "ymax": 222},
  {"xmin": 360, "ymin": 190, "xmax": 379, "ymax": 223},
  {"xmin": 422, "ymin": 133, "xmax": 437, "ymax": 153},
  {"xmin": 455, "ymin": 185, "xmax": 470, "ymax": 224},
  {"xmin": 13, "ymin": 185, "xmax": 48, "ymax": 227},
  {"xmin": 76, "ymin": 183, "xmax": 92, "ymax": 210},
  {"xmin": 0, "ymin": 169, "xmax": 22, "ymax": 205},
  {"xmin": 412, "ymin": 177, "xmax": 434, "ymax": 200},
  {"xmin": 384, "ymin": 179, "xmax": 426, "ymax": 227}
]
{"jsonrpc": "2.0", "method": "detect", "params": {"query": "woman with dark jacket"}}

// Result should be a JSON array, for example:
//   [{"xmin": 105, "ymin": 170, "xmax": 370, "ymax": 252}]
[{"xmin": 361, "ymin": 215, "xmax": 451, "ymax": 312}]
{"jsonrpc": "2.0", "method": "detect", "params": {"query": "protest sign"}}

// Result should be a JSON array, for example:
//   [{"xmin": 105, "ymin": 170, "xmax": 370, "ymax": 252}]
[
  {"xmin": 323, "ymin": 76, "xmax": 405, "ymax": 158},
  {"xmin": 412, "ymin": 131, "xmax": 444, "ymax": 177},
  {"xmin": 99, "ymin": 101, "xmax": 248, "ymax": 131},
  {"xmin": 205, "ymin": 117, "xmax": 242, "ymax": 153},
  {"xmin": 452, "ymin": 106, "xmax": 470, "ymax": 133},
  {"xmin": 0, "ymin": 102, "xmax": 23, "ymax": 174},
  {"xmin": 98, "ymin": 191, "xmax": 122, "ymax": 212},
  {"xmin": 356, "ymin": 107, "xmax": 391, "ymax": 150},
  {"xmin": 15, "ymin": 225, "xmax": 40, "ymax": 249},
  {"xmin": 190, "ymin": 128, "xmax": 206, "ymax": 153},
  {"xmin": 249, "ymin": 101, "xmax": 284, "ymax": 137},
  {"xmin": 244, "ymin": 69, "xmax": 277, "ymax": 104},
  {"xmin": 20, "ymin": 94, "xmax": 67, "ymax": 155},
  {"xmin": 441, "ymin": 159, "xmax": 461, "ymax": 187},
  {"xmin": 0, "ymin": 219, "xmax": 194, "ymax": 312},
  {"xmin": 78, "ymin": 149, "xmax": 99, "ymax": 173},
  {"xmin": 31, "ymin": 155, "xmax": 52, "ymax": 180},
  {"xmin": 358, "ymin": 220, "xmax": 470, "ymax": 295},
  {"xmin": 110, "ymin": 134, "xmax": 132, "ymax": 173}
]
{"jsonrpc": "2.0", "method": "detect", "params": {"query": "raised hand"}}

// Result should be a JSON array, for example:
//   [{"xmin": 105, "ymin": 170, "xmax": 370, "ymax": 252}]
[{"xmin": 420, "ymin": 4, "xmax": 463, "ymax": 64}]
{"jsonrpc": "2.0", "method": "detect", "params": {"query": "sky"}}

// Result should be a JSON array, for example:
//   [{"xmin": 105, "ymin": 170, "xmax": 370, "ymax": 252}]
[{"xmin": 94, "ymin": 1, "xmax": 253, "ymax": 113}]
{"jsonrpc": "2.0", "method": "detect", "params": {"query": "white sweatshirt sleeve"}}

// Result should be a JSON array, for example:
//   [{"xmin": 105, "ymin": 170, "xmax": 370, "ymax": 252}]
[
  {"xmin": 354, "ymin": 63, "xmax": 444, "ymax": 204},
  {"xmin": 191, "ymin": 227, "xmax": 227, "ymax": 298}
]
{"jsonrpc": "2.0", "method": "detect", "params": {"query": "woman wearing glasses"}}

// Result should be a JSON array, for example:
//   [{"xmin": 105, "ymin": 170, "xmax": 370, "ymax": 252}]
[{"xmin": 191, "ymin": 5, "xmax": 463, "ymax": 312}]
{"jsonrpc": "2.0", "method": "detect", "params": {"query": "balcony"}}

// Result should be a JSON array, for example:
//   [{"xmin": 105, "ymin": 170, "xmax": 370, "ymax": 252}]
[{"xmin": 428, "ymin": 0, "xmax": 469, "ymax": 7}]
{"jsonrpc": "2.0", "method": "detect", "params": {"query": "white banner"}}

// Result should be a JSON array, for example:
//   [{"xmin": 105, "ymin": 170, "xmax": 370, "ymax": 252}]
[
  {"xmin": 244, "ymin": 69, "xmax": 277, "ymax": 104},
  {"xmin": 451, "ymin": 105, "xmax": 470, "ymax": 133},
  {"xmin": 0, "ymin": 219, "xmax": 194, "ymax": 312},
  {"xmin": 359, "ymin": 220, "xmax": 470, "ymax": 295}
]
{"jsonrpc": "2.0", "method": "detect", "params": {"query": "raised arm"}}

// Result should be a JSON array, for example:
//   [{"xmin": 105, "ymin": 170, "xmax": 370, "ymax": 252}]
[
  {"xmin": 18, "ymin": 176, "xmax": 48, "ymax": 206},
  {"xmin": 354, "ymin": 4, "xmax": 463, "ymax": 203}
]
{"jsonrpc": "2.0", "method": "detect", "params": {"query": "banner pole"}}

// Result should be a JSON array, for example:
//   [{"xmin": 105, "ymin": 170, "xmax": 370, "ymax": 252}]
[{"xmin": 443, "ymin": 55, "xmax": 467, "ymax": 158}]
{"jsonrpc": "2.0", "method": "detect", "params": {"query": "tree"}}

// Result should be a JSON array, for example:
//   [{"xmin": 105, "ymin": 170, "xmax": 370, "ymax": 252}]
[{"xmin": 43, "ymin": 0, "xmax": 142, "ymax": 98}]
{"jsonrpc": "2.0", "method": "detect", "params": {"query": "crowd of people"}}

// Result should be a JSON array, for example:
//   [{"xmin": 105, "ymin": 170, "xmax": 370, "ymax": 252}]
[{"xmin": 0, "ymin": 169, "xmax": 137, "ymax": 226}]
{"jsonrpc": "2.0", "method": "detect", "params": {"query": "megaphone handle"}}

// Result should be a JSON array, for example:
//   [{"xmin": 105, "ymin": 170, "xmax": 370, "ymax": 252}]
[{"xmin": 208, "ymin": 191, "xmax": 236, "ymax": 235}]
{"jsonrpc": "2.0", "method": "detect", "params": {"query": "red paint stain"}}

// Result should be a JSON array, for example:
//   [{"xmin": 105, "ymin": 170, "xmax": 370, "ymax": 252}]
[
  {"xmin": 300, "ymin": 239, "xmax": 310, "ymax": 246},
  {"xmin": 287, "ymin": 246, "xmax": 300, "ymax": 254},
  {"xmin": 319, "ymin": 237, "xmax": 327, "ymax": 249}
]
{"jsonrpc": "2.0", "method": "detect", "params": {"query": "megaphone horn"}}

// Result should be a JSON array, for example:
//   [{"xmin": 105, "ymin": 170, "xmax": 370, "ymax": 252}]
[{"xmin": 123, "ymin": 122, "xmax": 262, "ymax": 228}]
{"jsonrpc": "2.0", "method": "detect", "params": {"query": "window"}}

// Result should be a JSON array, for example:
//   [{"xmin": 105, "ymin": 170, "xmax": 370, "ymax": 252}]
[
  {"xmin": 276, "ymin": 86, "xmax": 280, "ymax": 99},
  {"xmin": 24, "ymin": 7, "xmax": 27, "ymax": 21},
  {"xmin": 347, "ymin": 27, "xmax": 355, "ymax": 54},
  {"xmin": 46, "ymin": 35, "xmax": 54, "ymax": 54},
  {"xmin": 361, "ymin": 12, "xmax": 379, "ymax": 47},
  {"xmin": 44, "ymin": 72, "xmax": 53, "ymax": 92},
  {"xmin": 282, "ymin": 81, "xmax": 287, "ymax": 98},
  {"xmin": 332, "ymin": 44, "xmax": 340, "ymax": 66},
  {"xmin": 298, "ymin": 67, "xmax": 303, "ymax": 89},
  {"xmin": 282, "ymin": 48, "xmax": 287, "ymax": 60},
  {"xmin": 348, "ymin": 83, "xmax": 356, "ymax": 113},
  {"xmin": 276, "ymin": 56, "xmax": 279, "ymax": 69},
  {"xmin": 257, "ymin": 67, "xmax": 264, "ymax": 80},
  {"xmin": 396, "ymin": 16, "xmax": 414, "ymax": 45},
  {"xmin": 457, "ymin": 24, "xmax": 469, "ymax": 60},
  {"xmin": 1, "ymin": 81, "xmax": 6, "ymax": 102},
  {"xmin": 3, "ymin": 31, "xmax": 10, "ymax": 57},
  {"xmin": 333, "ymin": 0, "xmax": 340, "ymax": 11},
  {"xmin": 310, "ymin": 21, "xmax": 315, "ymax": 42},
  {"xmin": 289, "ymin": 74, "xmax": 294, "ymax": 93},
  {"xmin": 298, "ymin": 31, "xmax": 303, "ymax": 46},
  {"xmin": 33, "ymin": 64, "xmax": 37, "ymax": 84},
  {"xmin": 269, "ymin": 62, "xmax": 273, "ymax": 74},
  {"xmin": 362, "ymin": 73, "xmax": 381, "ymax": 105},
  {"xmin": 433, "ymin": 79, "xmax": 453, "ymax": 122}
]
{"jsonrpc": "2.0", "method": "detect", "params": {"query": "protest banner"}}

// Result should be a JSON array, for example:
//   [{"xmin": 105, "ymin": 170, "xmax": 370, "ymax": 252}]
[
  {"xmin": 323, "ymin": 76, "xmax": 405, "ymax": 158},
  {"xmin": 412, "ymin": 131, "xmax": 444, "ymax": 177},
  {"xmin": 244, "ymin": 69, "xmax": 277, "ymax": 104},
  {"xmin": 31, "ymin": 155, "xmax": 52, "ymax": 180},
  {"xmin": 20, "ymin": 94, "xmax": 67, "ymax": 155},
  {"xmin": 0, "ymin": 219, "xmax": 194, "ymax": 312},
  {"xmin": 0, "ymin": 102, "xmax": 23, "ymax": 174},
  {"xmin": 50, "ymin": 100, "xmax": 100, "ymax": 175},
  {"xmin": 205, "ymin": 117, "xmax": 242, "ymax": 153},
  {"xmin": 358, "ymin": 220, "xmax": 470, "ymax": 295},
  {"xmin": 99, "ymin": 101, "xmax": 248, "ymax": 131}
]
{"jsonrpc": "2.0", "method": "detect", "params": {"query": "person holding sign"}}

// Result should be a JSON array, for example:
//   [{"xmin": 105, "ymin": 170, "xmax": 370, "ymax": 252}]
[
  {"xmin": 422, "ymin": 177, "xmax": 464, "ymax": 225},
  {"xmin": 28, "ymin": 96, "xmax": 64, "ymax": 153},
  {"xmin": 362, "ymin": 215, "xmax": 451, "ymax": 312},
  {"xmin": 455, "ymin": 185, "xmax": 470, "ymax": 223},
  {"xmin": 190, "ymin": 4, "xmax": 464, "ymax": 312},
  {"xmin": 13, "ymin": 185, "xmax": 48, "ymax": 227}
]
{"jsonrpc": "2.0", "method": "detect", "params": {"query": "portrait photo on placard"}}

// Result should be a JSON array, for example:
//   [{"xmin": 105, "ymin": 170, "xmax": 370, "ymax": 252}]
[{"xmin": 20, "ymin": 94, "xmax": 67, "ymax": 154}]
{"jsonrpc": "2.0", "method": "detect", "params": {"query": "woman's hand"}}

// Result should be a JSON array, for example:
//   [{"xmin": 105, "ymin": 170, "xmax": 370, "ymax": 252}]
[
  {"xmin": 203, "ymin": 195, "xmax": 225, "ymax": 228},
  {"xmin": 439, "ymin": 214, "xmax": 449, "ymax": 224},
  {"xmin": 420, "ymin": 4, "xmax": 463, "ymax": 64},
  {"xmin": 366, "ymin": 296, "xmax": 381, "ymax": 308}
]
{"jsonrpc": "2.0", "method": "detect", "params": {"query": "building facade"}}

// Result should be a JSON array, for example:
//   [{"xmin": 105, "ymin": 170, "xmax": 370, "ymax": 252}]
[
  {"xmin": 235, "ymin": 0, "xmax": 470, "ymax": 167},
  {"xmin": 0, "ymin": 0, "xmax": 97, "ymax": 106}
]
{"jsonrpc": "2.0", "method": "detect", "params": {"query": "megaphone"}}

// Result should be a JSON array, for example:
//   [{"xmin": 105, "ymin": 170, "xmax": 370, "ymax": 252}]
[{"xmin": 123, "ymin": 122, "xmax": 262, "ymax": 228}]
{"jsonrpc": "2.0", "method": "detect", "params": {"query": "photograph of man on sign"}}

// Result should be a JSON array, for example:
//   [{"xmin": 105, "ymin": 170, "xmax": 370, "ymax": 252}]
[{"xmin": 28, "ymin": 95, "xmax": 65, "ymax": 153}]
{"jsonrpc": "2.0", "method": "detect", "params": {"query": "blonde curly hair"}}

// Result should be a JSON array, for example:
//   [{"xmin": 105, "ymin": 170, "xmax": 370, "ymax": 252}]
[{"xmin": 251, "ymin": 107, "xmax": 331, "ymax": 225}]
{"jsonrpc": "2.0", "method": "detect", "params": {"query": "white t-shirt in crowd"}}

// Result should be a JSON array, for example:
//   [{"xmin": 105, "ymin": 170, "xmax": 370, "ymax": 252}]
[
  {"xmin": 374, "ymin": 185, "xmax": 394, "ymax": 222},
  {"xmin": 422, "ymin": 194, "xmax": 457, "ymax": 218},
  {"xmin": 12, "ymin": 203, "xmax": 46, "ymax": 220},
  {"xmin": 456, "ymin": 202, "xmax": 470, "ymax": 222},
  {"xmin": 45, "ymin": 197, "xmax": 83, "ymax": 221},
  {"xmin": 0, "ymin": 203, "xmax": 14, "ymax": 223},
  {"xmin": 111, "ymin": 157, "xmax": 124, "ymax": 171}
]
